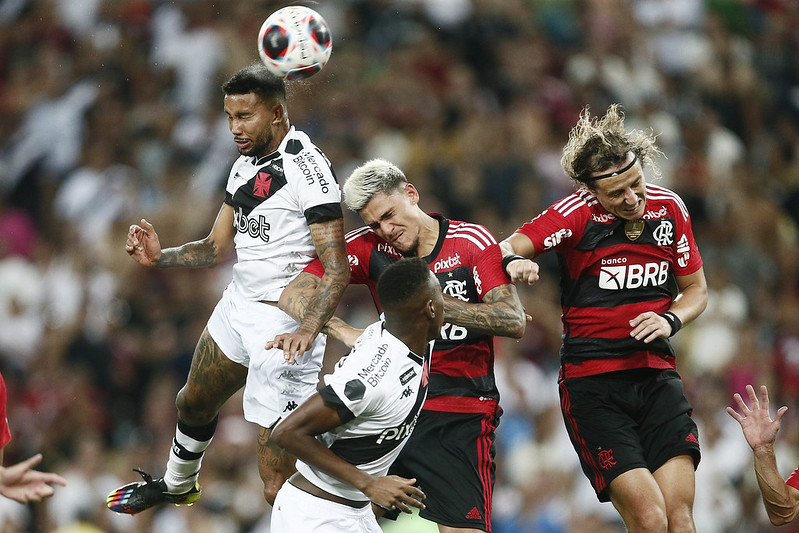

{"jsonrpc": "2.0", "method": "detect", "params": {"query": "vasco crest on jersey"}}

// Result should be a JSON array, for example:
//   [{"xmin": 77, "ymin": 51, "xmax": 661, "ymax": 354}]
[{"xmin": 231, "ymin": 161, "xmax": 288, "ymax": 215}]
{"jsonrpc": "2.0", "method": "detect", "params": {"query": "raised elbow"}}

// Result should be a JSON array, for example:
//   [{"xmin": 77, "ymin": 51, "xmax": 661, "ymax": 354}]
[
  {"xmin": 508, "ymin": 314, "xmax": 526, "ymax": 339},
  {"xmin": 766, "ymin": 502, "xmax": 799, "ymax": 526}
]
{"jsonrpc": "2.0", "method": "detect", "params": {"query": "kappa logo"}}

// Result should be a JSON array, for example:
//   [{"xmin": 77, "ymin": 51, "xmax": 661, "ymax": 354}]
[
  {"xmin": 598, "ymin": 261, "xmax": 669, "ymax": 290},
  {"xmin": 400, "ymin": 386, "xmax": 412, "ymax": 398},
  {"xmin": 283, "ymin": 401, "xmax": 298, "ymax": 412},
  {"xmin": 278, "ymin": 370, "xmax": 300, "ymax": 383},
  {"xmin": 653, "ymin": 220, "xmax": 674, "ymax": 246}
]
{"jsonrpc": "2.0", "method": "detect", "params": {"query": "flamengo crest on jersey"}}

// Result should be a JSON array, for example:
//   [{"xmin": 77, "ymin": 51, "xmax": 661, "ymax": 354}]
[
  {"xmin": 294, "ymin": 321, "xmax": 430, "ymax": 502},
  {"xmin": 224, "ymin": 126, "xmax": 342, "ymax": 302}
]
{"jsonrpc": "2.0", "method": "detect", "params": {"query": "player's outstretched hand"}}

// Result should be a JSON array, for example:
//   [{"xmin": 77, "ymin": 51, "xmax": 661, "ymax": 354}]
[
  {"xmin": 125, "ymin": 218, "xmax": 162, "ymax": 267},
  {"xmin": 506, "ymin": 258, "xmax": 540, "ymax": 285},
  {"xmin": 0, "ymin": 454, "xmax": 67, "ymax": 504},
  {"xmin": 727, "ymin": 384, "xmax": 788, "ymax": 452},
  {"xmin": 365, "ymin": 475, "xmax": 425, "ymax": 515},
  {"xmin": 266, "ymin": 331, "xmax": 314, "ymax": 364}
]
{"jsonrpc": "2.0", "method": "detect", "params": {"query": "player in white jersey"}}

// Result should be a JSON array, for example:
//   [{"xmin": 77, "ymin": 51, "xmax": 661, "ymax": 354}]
[
  {"xmin": 270, "ymin": 257, "xmax": 441, "ymax": 532},
  {"xmin": 106, "ymin": 64, "xmax": 350, "ymax": 515}
]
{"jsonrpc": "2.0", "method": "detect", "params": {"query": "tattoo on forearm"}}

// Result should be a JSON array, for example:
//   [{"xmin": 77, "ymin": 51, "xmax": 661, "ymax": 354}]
[
  {"xmin": 444, "ymin": 284, "xmax": 525, "ymax": 337},
  {"xmin": 156, "ymin": 239, "xmax": 218, "ymax": 268},
  {"xmin": 283, "ymin": 274, "xmax": 319, "ymax": 321},
  {"xmin": 300, "ymin": 221, "xmax": 349, "ymax": 336},
  {"xmin": 256, "ymin": 427, "xmax": 283, "ymax": 466}
]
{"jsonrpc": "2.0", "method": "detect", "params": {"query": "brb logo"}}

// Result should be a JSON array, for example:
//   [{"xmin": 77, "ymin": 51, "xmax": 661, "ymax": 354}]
[
  {"xmin": 234, "ymin": 207, "xmax": 270, "ymax": 242},
  {"xmin": 598, "ymin": 260, "xmax": 669, "ymax": 290}
]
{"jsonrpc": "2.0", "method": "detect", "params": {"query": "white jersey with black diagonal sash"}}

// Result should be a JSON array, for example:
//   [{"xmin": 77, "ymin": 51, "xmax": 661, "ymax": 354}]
[
  {"xmin": 295, "ymin": 321, "xmax": 431, "ymax": 502},
  {"xmin": 223, "ymin": 125, "xmax": 342, "ymax": 301}
]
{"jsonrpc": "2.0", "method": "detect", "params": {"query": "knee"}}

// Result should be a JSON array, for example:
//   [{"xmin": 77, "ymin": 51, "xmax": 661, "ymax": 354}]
[
  {"xmin": 625, "ymin": 505, "xmax": 668, "ymax": 533},
  {"xmin": 175, "ymin": 387, "xmax": 217, "ymax": 426},
  {"xmin": 666, "ymin": 507, "xmax": 696, "ymax": 533}
]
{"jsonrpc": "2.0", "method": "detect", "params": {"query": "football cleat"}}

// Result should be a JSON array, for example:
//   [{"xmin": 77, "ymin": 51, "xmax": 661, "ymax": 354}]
[{"xmin": 106, "ymin": 468, "xmax": 201, "ymax": 514}]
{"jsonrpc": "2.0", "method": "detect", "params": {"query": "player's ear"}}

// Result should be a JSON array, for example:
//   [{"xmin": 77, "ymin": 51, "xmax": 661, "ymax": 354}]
[
  {"xmin": 405, "ymin": 183, "xmax": 419, "ymax": 205},
  {"xmin": 426, "ymin": 299, "xmax": 435, "ymax": 318},
  {"xmin": 272, "ymin": 102, "xmax": 286, "ymax": 124}
]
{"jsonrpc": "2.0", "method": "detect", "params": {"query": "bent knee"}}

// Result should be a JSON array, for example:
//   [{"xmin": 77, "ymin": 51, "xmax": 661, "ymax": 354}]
[{"xmin": 175, "ymin": 388, "xmax": 219, "ymax": 426}]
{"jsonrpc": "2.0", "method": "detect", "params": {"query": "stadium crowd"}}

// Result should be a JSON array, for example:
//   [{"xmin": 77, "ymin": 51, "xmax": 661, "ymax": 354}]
[{"xmin": 1, "ymin": 0, "xmax": 799, "ymax": 531}]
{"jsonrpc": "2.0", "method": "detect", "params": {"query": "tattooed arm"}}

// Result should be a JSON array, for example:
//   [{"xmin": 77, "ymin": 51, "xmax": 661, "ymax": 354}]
[
  {"xmin": 278, "ymin": 272, "xmax": 363, "ymax": 348},
  {"xmin": 125, "ymin": 204, "xmax": 236, "ymax": 268},
  {"xmin": 268, "ymin": 218, "xmax": 350, "ymax": 362},
  {"xmin": 443, "ymin": 283, "xmax": 526, "ymax": 338}
]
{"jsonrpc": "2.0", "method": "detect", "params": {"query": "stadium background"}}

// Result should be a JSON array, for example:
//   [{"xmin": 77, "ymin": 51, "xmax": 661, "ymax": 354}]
[{"xmin": 1, "ymin": 0, "xmax": 798, "ymax": 531}]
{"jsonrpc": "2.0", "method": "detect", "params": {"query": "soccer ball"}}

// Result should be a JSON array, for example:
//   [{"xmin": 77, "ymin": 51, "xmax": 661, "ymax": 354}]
[{"xmin": 257, "ymin": 6, "xmax": 332, "ymax": 80}]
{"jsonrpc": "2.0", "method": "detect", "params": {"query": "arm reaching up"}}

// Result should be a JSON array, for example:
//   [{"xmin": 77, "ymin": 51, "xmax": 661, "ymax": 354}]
[{"xmin": 727, "ymin": 384, "xmax": 799, "ymax": 526}]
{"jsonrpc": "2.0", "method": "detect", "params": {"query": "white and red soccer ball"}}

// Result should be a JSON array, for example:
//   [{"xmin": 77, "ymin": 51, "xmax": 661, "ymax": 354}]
[{"xmin": 258, "ymin": 6, "xmax": 332, "ymax": 80}]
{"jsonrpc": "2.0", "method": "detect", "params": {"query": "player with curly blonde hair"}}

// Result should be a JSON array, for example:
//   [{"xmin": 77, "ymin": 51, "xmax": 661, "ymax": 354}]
[{"xmin": 501, "ymin": 104, "xmax": 707, "ymax": 532}]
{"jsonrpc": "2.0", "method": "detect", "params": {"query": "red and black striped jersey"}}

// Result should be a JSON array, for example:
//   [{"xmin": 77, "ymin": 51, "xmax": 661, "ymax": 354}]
[
  {"xmin": 514, "ymin": 184, "xmax": 703, "ymax": 377},
  {"xmin": 305, "ymin": 215, "xmax": 510, "ymax": 413}
]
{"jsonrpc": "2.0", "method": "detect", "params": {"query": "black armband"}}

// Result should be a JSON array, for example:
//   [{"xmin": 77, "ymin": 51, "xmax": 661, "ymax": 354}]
[
  {"xmin": 660, "ymin": 311, "xmax": 682, "ymax": 337},
  {"xmin": 501, "ymin": 254, "xmax": 526, "ymax": 276}
]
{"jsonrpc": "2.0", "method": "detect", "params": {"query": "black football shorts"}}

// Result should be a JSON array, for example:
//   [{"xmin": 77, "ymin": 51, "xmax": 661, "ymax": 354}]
[
  {"xmin": 558, "ymin": 367, "xmax": 701, "ymax": 502},
  {"xmin": 383, "ymin": 406, "xmax": 501, "ymax": 531}
]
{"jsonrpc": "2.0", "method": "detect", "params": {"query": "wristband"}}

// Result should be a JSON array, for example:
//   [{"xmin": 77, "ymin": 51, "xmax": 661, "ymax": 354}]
[
  {"xmin": 659, "ymin": 311, "xmax": 682, "ymax": 337},
  {"xmin": 501, "ymin": 254, "xmax": 525, "ymax": 276}
]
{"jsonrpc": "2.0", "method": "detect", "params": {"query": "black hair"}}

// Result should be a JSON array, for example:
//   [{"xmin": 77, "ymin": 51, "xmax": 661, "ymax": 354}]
[
  {"xmin": 222, "ymin": 63, "xmax": 286, "ymax": 103},
  {"xmin": 377, "ymin": 258, "xmax": 433, "ymax": 309}
]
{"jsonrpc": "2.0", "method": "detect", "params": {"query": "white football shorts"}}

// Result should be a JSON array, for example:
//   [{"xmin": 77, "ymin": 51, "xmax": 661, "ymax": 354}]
[
  {"xmin": 206, "ymin": 280, "xmax": 325, "ymax": 428},
  {"xmin": 271, "ymin": 481, "xmax": 381, "ymax": 533}
]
